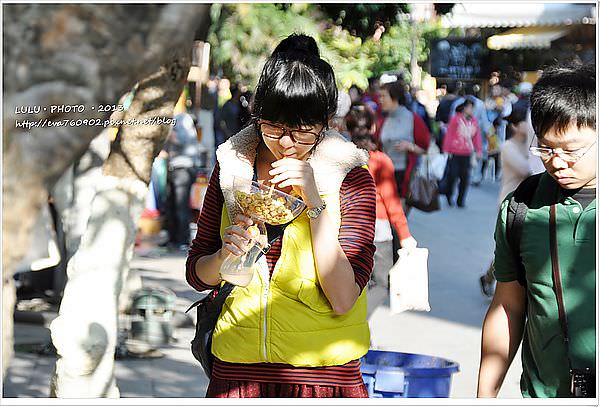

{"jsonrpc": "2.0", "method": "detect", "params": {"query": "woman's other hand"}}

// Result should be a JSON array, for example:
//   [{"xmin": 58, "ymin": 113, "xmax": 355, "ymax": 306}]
[
  {"xmin": 393, "ymin": 140, "xmax": 412, "ymax": 152},
  {"xmin": 219, "ymin": 214, "xmax": 254, "ymax": 258},
  {"xmin": 269, "ymin": 158, "xmax": 322, "ymax": 208}
]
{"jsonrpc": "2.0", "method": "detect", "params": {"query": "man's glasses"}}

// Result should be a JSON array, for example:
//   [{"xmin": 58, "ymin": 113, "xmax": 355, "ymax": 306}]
[
  {"xmin": 256, "ymin": 119, "xmax": 322, "ymax": 146},
  {"xmin": 529, "ymin": 140, "xmax": 596, "ymax": 164}
]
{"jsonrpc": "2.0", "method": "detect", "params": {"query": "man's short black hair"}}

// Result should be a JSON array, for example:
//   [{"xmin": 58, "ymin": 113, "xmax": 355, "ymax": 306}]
[
  {"xmin": 446, "ymin": 81, "xmax": 457, "ymax": 94},
  {"xmin": 530, "ymin": 62, "xmax": 595, "ymax": 138}
]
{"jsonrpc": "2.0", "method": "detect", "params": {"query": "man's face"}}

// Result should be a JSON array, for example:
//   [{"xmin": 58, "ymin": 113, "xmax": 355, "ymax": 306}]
[{"xmin": 538, "ymin": 125, "xmax": 597, "ymax": 189}]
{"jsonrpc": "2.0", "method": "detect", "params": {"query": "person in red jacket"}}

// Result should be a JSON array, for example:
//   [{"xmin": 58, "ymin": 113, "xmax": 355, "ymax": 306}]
[
  {"xmin": 441, "ymin": 99, "xmax": 482, "ymax": 207},
  {"xmin": 346, "ymin": 104, "xmax": 418, "ymax": 317}
]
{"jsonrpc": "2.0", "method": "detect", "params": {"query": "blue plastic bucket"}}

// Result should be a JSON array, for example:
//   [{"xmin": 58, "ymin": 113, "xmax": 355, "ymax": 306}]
[{"xmin": 360, "ymin": 350, "xmax": 460, "ymax": 398}]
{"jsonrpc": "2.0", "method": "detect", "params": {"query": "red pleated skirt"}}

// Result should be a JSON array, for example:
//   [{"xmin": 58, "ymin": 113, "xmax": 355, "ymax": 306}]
[{"xmin": 206, "ymin": 378, "xmax": 369, "ymax": 398}]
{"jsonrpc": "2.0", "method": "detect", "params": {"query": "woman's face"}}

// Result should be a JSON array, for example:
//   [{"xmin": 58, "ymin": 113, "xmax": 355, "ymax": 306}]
[
  {"xmin": 378, "ymin": 89, "xmax": 397, "ymax": 112},
  {"xmin": 509, "ymin": 121, "xmax": 528, "ymax": 142},
  {"xmin": 259, "ymin": 120, "xmax": 324, "ymax": 161},
  {"xmin": 463, "ymin": 103, "xmax": 474, "ymax": 117}
]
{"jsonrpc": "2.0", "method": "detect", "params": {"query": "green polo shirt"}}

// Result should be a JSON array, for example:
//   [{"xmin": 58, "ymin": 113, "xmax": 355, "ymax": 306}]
[{"xmin": 493, "ymin": 172, "xmax": 596, "ymax": 398}]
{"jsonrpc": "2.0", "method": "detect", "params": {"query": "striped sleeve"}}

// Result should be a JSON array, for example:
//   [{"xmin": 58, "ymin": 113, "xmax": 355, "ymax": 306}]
[
  {"xmin": 338, "ymin": 166, "xmax": 377, "ymax": 290},
  {"xmin": 185, "ymin": 163, "xmax": 224, "ymax": 292}
]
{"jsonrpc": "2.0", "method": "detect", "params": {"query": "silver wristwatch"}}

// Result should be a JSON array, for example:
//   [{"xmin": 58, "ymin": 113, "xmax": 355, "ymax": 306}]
[{"xmin": 307, "ymin": 201, "xmax": 326, "ymax": 219}]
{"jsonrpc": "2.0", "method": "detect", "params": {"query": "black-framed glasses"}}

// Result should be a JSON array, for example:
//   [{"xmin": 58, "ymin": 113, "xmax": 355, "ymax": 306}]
[
  {"xmin": 256, "ymin": 119, "xmax": 323, "ymax": 146},
  {"xmin": 529, "ymin": 140, "xmax": 596, "ymax": 164}
]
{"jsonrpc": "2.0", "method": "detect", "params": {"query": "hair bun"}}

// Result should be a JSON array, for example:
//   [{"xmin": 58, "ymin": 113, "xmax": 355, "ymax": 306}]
[{"xmin": 272, "ymin": 33, "xmax": 320, "ymax": 58}]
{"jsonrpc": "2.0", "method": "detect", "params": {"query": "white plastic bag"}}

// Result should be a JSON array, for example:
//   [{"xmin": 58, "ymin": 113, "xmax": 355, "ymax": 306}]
[
  {"xmin": 429, "ymin": 153, "xmax": 448, "ymax": 181},
  {"xmin": 389, "ymin": 247, "xmax": 431, "ymax": 314}
]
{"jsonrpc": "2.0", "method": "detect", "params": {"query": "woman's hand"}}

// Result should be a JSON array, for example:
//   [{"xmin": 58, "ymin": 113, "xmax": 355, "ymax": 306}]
[
  {"xmin": 400, "ymin": 236, "xmax": 418, "ymax": 252},
  {"xmin": 394, "ymin": 141, "xmax": 425, "ymax": 155},
  {"xmin": 393, "ymin": 140, "xmax": 412, "ymax": 152},
  {"xmin": 268, "ymin": 158, "xmax": 322, "ymax": 208},
  {"xmin": 219, "ymin": 214, "xmax": 254, "ymax": 258}
]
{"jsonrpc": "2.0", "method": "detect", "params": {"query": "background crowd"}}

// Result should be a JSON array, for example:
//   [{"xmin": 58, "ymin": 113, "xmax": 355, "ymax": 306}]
[
  {"xmin": 4, "ymin": 2, "xmax": 596, "ymax": 400},
  {"xmin": 152, "ymin": 67, "xmax": 546, "ymax": 299}
]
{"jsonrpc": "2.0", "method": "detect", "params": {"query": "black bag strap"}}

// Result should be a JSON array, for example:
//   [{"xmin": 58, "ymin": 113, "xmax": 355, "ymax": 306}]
[
  {"xmin": 185, "ymin": 220, "xmax": 290, "ymax": 314},
  {"xmin": 549, "ymin": 204, "xmax": 573, "ymax": 370},
  {"xmin": 185, "ymin": 282, "xmax": 234, "ymax": 313},
  {"xmin": 506, "ymin": 173, "xmax": 543, "ymax": 287}
]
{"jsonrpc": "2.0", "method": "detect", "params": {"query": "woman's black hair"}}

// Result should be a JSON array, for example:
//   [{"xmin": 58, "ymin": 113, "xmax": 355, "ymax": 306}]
[
  {"xmin": 505, "ymin": 108, "xmax": 528, "ymax": 140},
  {"xmin": 252, "ymin": 34, "xmax": 337, "ymax": 127},
  {"xmin": 272, "ymin": 33, "xmax": 320, "ymax": 57},
  {"xmin": 530, "ymin": 62, "xmax": 595, "ymax": 138},
  {"xmin": 455, "ymin": 98, "xmax": 474, "ymax": 114},
  {"xmin": 505, "ymin": 108, "xmax": 527, "ymax": 126},
  {"xmin": 381, "ymin": 81, "xmax": 406, "ymax": 106}
]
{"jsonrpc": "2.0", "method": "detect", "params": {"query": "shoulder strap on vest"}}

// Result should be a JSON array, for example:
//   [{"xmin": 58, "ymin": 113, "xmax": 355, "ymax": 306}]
[{"xmin": 506, "ymin": 173, "xmax": 543, "ymax": 286}]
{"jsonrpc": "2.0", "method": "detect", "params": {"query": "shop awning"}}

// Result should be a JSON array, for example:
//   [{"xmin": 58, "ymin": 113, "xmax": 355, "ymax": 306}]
[
  {"xmin": 442, "ymin": 3, "xmax": 596, "ymax": 28},
  {"xmin": 487, "ymin": 26, "xmax": 570, "ymax": 50}
]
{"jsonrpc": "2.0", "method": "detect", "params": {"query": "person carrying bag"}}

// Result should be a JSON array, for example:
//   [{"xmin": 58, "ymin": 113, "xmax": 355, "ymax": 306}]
[
  {"xmin": 185, "ymin": 34, "xmax": 376, "ymax": 399},
  {"xmin": 440, "ymin": 99, "xmax": 482, "ymax": 208}
]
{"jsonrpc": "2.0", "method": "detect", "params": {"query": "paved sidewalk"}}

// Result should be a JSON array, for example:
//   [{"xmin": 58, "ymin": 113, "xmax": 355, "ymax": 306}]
[
  {"xmin": 3, "ymin": 178, "xmax": 523, "ymax": 399},
  {"xmin": 368, "ymin": 180, "xmax": 523, "ymax": 398},
  {"xmin": 3, "ymin": 251, "xmax": 210, "ymax": 399}
]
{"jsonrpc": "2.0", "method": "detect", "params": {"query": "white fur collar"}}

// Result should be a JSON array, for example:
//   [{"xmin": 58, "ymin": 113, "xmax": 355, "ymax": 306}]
[{"xmin": 216, "ymin": 124, "xmax": 368, "ymax": 221}]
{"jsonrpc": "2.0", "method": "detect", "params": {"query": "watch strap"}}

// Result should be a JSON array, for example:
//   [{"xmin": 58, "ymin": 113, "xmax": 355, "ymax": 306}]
[{"xmin": 307, "ymin": 201, "xmax": 326, "ymax": 219}]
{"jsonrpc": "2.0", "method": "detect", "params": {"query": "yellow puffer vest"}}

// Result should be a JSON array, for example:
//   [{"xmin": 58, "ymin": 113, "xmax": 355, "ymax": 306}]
[{"xmin": 211, "ymin": 125, "xmax": 371, "ymax": 367}]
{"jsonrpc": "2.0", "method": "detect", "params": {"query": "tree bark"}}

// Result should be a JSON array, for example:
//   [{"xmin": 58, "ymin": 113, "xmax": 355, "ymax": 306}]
[
  {"xmin": 50, "ymin": 50, "xmax": 193, "ymax": 398},
  {"xmin": 2, "ymin": 3, "xmax": 209, "ymax": 377}
]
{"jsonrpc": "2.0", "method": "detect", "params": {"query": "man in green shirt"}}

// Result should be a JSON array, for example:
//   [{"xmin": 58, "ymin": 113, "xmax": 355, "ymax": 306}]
[{"xmin": 477, "ymin": 63, "xmax": 596, "ymax": 398}]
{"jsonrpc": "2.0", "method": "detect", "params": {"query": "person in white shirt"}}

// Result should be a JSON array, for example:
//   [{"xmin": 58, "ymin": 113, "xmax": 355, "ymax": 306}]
[
  {"xmin": 479, "ymin": 108, "xmax": 538, "ymax": 296},
  {"xmin": 497, "ymin": 109, "xmax": 532, "ymax": 205}
]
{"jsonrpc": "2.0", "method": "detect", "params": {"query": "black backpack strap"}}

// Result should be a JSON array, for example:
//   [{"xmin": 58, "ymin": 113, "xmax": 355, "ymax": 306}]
[{"xmin": 505, "ymin": 173, "xmax": 543, "ymax": 287}]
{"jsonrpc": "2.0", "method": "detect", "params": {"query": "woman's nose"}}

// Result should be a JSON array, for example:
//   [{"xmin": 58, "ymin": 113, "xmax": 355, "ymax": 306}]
[{"xmin": 279, "ymin": 131, "xmax": 295, "ymax": 148}]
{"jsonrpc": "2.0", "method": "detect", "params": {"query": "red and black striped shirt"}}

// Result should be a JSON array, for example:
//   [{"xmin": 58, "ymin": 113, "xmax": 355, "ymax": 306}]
[{"xmin": 186, "ymin": 163, "xmax": 376, "ymax": 386}]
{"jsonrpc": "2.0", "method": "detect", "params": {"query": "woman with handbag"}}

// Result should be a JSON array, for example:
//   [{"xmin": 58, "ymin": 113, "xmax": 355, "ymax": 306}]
[
  {"xmin": 378, "ymin": 81, "xmax": 429, "ymax": 262},
  {"xmin": 441, "ymin": 99, "xmax": 482, "ymax": 207},
  {"xmin": 185, "ymin": 34, "xmax": 376, "ymax": 398},
  {"xmin": 346, "ymin": 104, "xmax": 417, "ymax": 318},
  {"xmin": 378, "ymin": 81, "xmax": 430, "ymax": 199}
]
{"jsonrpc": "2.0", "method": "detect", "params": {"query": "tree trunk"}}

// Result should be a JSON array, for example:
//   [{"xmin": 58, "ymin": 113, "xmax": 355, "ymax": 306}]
[
  {"xmin": 2, "ymin": 3, "xmax": 209, "ymax": 377},
  {"xmin": 50, "ymin": 52, "xmax": 193, "ymax": 397}
]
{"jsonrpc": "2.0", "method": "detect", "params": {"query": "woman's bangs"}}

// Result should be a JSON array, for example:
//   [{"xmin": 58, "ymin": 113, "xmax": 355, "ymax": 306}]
[{"xmin": 258, "ymin": 63, "xmax": 328, "ymax": 127}]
